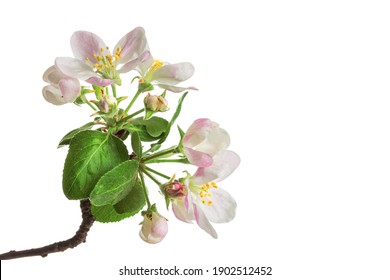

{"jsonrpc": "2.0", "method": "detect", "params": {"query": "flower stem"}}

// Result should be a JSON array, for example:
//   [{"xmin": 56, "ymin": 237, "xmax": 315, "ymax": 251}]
[
  {"xmin": 145, "ymin": 158, "xmax": 189, "ymax": 164},
  {"xmin": 85, "ymin": 99, "xmax": 98, "ymax": 111},
  {"xmin": 139, "ymin": 172, "xmax": 151, "ymax": 208},
  {"xmin": 142, "ymin": 165, "xmax": 171, "ymax": 180},
  {"xmin": 142, "ymin": 168, "xmax": 163, "ymax": 186},
  {"xmin": 121, "ymin": 108, "xmax": 144, "ymax": 123},
  {"xmin": 111, "ymin": 84, "xmax": 117, "ymax": 98},
  {"xmin": 143, "ymin": 146, "xmax": 178, "ymax": 162},
  {"xmin": 124, "ymin": 89, "xmax": 142, "ymax": 115}
]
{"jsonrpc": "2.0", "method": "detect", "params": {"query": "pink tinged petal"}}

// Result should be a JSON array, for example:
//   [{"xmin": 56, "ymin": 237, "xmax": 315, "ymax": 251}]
[
  {"xmin": 55, "ymin": 57, "xmax": 97, "ymax": 80},
  {"xmin": 114, "ymin": 27, "xmax": 149, "ymax": 65},
  {"xmin": 183, "ymin": 118, "xmax": 219, "ymax": 148},
  {"xmin": 183, "ymin": 118, "xmax": 230, "ymax": 158},
  {"xmin": 151, "ymin": 62, "xmax": 195, "ymax": 85},
  {"xmin": 200, "ymin": 187, "xmax": 237, "ymax": 223},
  {"xmin": 117, "ymin": 51, "xmax": 151, "ymax": 74},
  {"xmin": 192, "ymin": 150, "xmax": 241, "ymax": 185},
  {"xmin": 42, "ymin": 85, "xmax": 68, "ymax": 105},
  {"xmin": 193, "ymin": 203, "xmax": 218, "ymax": 239},
  {"xmin": 43, "ymin": 65, "xmax": 65, "ymax": 84},
  {"xmin": 184, "ymin": 147, "xmax": 213, "ymax": 168},
  {"xmin": 138, "ymin": 52, "xmax": 154, "ymax": 76},
  {"xmin": 192, "ymin": 126, "xmax": 230, "ymax": 157},
  {"xmin": 172, "ymin": 199, "xmax": 193, "ymax": 223},
  {"xmin": 85, "ymin": 76, "xmax": 114, "ymax": 86},
  {"xmin": 139, "ymin": 212, "xmax": 168, "ymax": 244},
  {"xmin": 55, "ymin": 57, "xmax": 114, "ymax": 86},
  {"xmin": 157, "ymin": 84, "xmax": 198, "ymax": 93},
  {"xmin": 58, "ymin": 77, "xmax": 81, "ymax": 102},
  {"xmin": 70, "ymin": 31, "xmax": 108, "ymax": 62}
]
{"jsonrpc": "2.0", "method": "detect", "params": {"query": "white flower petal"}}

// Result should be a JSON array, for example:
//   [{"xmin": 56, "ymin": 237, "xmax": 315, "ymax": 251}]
[
  {"xmin": 42, "ymin": 85, "xmax": 67, "ymax": 105},
  {"xmin": 43, "ymin": 65, "xmax": 65, "ymax": 84},
  {"xmin": 184, "ymin": 147, "xmax": 214, "ymax": 168},
  {"xmin": 138, "ymin": 52, "xmax": 154, "ymax": 76},
  {"xmin": 55, "ymin": 57, "xmax": 98, "ymax": 80},
  {"xmin": 172, "ymin": 199, "xmax": 193, "ymax": 223},
  {"xmin": 139, "ymin": 212, "xmax": 168, "ymax": 244},
  {"xmin": 58, "ymin": 77, "xmax": 80, "ymax": 103},
  {"xmin": 117, "ymin": 51, "xmax": 151, "ymax": 74},
  {"xmin": 157, "ymin": 84, "xmax": 198, "ymax": 93},
  {"xmin": 192, "ymin": 150, "xmax": 240, "ymax": 185},
  {"xmin": 183, "ymin": 118, "xmax": 230, "ymax": 158},
  {"xmin": 199, "ymin": 187, "xmax": 236, "ymax": 223},
  {"xmin": 114, "ymin": 27, "xmax": 149, "ymax": 65},
  {"xmin": 193, "ymin": 203, "xmax": 218, "ymax": 238},
  {"xmin": 70, "ymin": 31, "xmax": 108, "ymax": 62},
  {"xmin": 151, "ymin": 62, "xmax": 195, "ymax": 85}
]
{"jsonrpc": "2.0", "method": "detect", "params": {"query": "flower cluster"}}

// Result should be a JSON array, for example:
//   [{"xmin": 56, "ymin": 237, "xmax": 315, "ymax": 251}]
[{"xmin": 43, "ymin": 27, "xmax": 240, "ymax": 245}]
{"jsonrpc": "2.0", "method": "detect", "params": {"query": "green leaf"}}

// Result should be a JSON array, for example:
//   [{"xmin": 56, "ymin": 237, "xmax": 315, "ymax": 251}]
[
  {"xmin": 91, "ymin": 204, "xmax": 133, "ymax": 223},
  {"xmin": 62, "ymin": 131, "xmax": 128, "ymax": 200},
  {"xmin": 131, "ymin": 132, "xmax": 142, "ymax": 158},
  {"xmin": 90, "ymin": 160, "xmax": 139, "ymax": 206},
  {"xmin": 58, "ymin": 122, "xmax": 95, "ymax": 148},
  {"xmin": 157, "ymin": 92, "xmax": 188, "ymax": 145},
  {"xmin": 114, "ymin": 180, "xmax": 146, "ymax": 215},
  {"xmin": 130, "ymin": 117, "xmax": 169, "ymax": 141}
]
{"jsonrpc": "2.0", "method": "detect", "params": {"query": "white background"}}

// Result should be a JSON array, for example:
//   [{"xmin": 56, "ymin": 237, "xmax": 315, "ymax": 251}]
[{"xmin": 1, "ymin": 0, "xmax": 390, "ymax": 279}]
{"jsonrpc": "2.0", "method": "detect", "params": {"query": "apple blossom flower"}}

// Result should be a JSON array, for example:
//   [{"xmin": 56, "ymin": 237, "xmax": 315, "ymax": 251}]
[
  {"xmin": 171, "ymin": 150, "xmax": 240, "ymax": 238},
  {"xmin": 182, "ymin": 118, "xmax": 231, "ymax": 168},
  {"xmin": 42, "ymin": 65, "xmax": 81, "ymax": 105},
  {"xmin": 135, "ymin": 52, "xmax": 198, "ymax": 93},
  {"xmin": 55, "ymin": 27, "xmax": 149, "ymax": 87},
  {"xmin": 139, "ymin": 211, "xmax": 168, "ymax": 244}
]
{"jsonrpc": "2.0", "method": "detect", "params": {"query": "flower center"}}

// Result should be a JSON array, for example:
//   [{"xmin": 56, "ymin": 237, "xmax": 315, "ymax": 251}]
[
  {"xmin": 199, "ymin": 182, "xmax": 218, "ymax": 206},
  {"xmin": 85, "ymin": 47, "xmax": 122, "ymax": 78},
  {"xmin": 144, "ymin": 59, "xmax": 164, "ymax": 82}
]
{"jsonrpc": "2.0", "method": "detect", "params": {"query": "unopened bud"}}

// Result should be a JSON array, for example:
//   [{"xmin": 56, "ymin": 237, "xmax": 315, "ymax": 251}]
[
  {"xmin": 164, "ymin": 181, "xmax": 185, "ymax": 198},
  {"xmin": 99, "ymin": 95, "xmax": 117, "ymax": 113},
  {"xmin": 144, "ymin": 93, "xmax": 169, "ymax": 112},
  {"xmin": 139, "ymin": 211, "xmax": 168, "ymax": 244}
]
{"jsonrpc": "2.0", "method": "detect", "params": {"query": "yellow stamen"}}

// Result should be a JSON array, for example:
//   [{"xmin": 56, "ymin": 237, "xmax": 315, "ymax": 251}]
[
  {"xmin": 149, "ymin": 60, "xmax": 164, "ymax": 73},
  {"xmin": 198, "ymin": 182, "xmax": 218, "ymax": 206}
]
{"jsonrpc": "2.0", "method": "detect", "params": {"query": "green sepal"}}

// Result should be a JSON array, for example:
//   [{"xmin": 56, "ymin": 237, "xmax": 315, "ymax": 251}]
[
  {"xmin": 138, "ymin": 82, "xmax": 154, "ymax": 93},
  {"xmin": 114, "ymin": 180, "xmax": 146, "ymax": 215},
  {"xmin": 144, "ymin": 109, "xmax": 154, "ymax": 120},
  {"xmin": 62, "ymin": 131, "xmax": 128, "ymax": 200},
  {"xmin": 90, "ymin": 160, "xmax": 139, "ymax": 206},
  {"xmin": 92, "ymin": 85, "xmax": 103, "ymax": 99}
]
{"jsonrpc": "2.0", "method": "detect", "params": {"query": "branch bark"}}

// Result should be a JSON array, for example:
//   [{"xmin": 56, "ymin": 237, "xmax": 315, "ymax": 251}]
[{"xmin": 0, "ymin": 199, "xmax": 95, "ymax": 260}]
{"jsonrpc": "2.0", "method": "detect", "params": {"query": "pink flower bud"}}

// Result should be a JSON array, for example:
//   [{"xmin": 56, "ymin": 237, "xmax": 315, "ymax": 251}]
[
  {"xmin": 139, "ymin": 212, "xmax": 168, "ymax": 244},
  {"xmin": 164, "ymin": 181, "xmax": 185, "ymax": 198}
]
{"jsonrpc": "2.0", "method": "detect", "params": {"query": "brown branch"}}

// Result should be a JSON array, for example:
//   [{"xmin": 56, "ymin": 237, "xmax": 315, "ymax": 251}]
[{"xmin": 0, "ymin": 199, "xmax": 95, "ymax": 260}]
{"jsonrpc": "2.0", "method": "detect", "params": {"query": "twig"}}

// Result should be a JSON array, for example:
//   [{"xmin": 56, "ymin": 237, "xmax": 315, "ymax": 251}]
[{"xmin": 0, "ymin": 199, "xmax": 95, "ymax": 260}]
